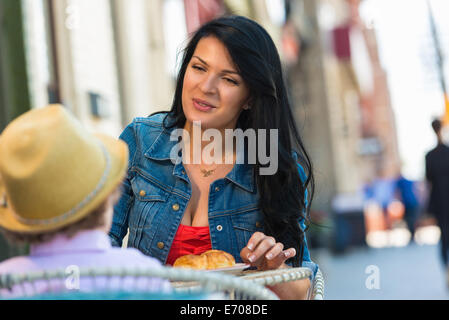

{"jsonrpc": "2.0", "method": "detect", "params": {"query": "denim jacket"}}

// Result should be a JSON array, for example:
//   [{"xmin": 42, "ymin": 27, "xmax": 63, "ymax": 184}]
[{"xmin": 109, "ymin": 113, "xmax": 318, "ymax": 279}]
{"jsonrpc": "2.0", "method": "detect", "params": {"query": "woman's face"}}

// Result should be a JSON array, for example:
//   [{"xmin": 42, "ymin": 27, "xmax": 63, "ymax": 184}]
[{"xmin": 182, "ymin": 36, "xmax": 250, "ymax": 131}]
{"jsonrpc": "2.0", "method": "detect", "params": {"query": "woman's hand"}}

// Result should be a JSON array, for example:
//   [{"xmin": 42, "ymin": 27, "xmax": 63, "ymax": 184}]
[
  {"xmin": 240, "ymin": 232, "xmax": 296, "ymax": 271},
  {"xmin": 240, "ymin": 231, "xmax": 311, "ymax": 299}
]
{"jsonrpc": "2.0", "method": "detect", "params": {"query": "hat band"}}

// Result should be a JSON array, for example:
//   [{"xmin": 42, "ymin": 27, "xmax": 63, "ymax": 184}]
[{"xmin": 11, "ymin": 141, "xmax": 112, "ymax": 226}]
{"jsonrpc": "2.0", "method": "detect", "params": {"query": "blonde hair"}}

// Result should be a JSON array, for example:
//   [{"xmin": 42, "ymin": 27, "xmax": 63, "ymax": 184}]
[{"xmin": 0, "ymin": 187, "xmax": 122, "ymax": 245}]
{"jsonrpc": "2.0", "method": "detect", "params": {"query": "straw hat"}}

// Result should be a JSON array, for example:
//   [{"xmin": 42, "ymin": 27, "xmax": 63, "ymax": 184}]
[{"xmin": 0, "ymin": 105, "xmax": 128, "ymax": 233}]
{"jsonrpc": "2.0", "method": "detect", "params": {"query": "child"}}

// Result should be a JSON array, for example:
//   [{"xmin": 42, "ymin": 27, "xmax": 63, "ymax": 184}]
[{"xmin": 0, "ymin": 105, "xmax": 171, "ymax": 297}]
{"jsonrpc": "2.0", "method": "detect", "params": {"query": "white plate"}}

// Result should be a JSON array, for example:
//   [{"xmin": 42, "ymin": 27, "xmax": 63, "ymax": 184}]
[{"xmin": 205, "ymin": 263, "xmax": 251, "ymax": 275}]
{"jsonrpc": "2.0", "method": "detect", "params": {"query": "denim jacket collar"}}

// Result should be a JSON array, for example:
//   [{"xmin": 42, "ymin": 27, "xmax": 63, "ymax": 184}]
[
  {"xmin": 144, "ymin": 128, "xmax": 174, "ymax": 161},
  {"xmin": 225, "ymin": 162, "xmax": 255, "ymax": 193},
  {"xmin": 143, "ymin": 126, "xmax": 255, "ymax": 193}
]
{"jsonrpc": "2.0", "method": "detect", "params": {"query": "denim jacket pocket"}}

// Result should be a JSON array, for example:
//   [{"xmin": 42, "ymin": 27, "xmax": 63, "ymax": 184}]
[
  {"xmin": 130, "ymin": 170, "xmax": 170, "ymax": 202},
  {"xmin": 230, "ymin": 207, "xmax": 264, "ymax": 249},
  {"xmin": 128, "ymin": 172, "xmax": 168, "ymax": 233}
]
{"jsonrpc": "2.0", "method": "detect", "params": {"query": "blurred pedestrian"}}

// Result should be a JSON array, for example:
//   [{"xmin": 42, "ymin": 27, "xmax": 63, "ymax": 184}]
[
  {"xmin": 0, "ymin": 105, "xmax": 171, "ymax": 297},
  {"xmin": 363, "ymin": 177, "xmax": 396, "ymax": 230},
  {"xmin": 395, "ymin": 173, "xmax": 420, "ymax": 241},
  {"xmin": 425, "ymin": 118, "xmax": 449, "ymax": 286}
]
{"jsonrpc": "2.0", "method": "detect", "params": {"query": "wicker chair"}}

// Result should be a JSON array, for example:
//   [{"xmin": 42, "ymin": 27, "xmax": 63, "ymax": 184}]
[
  {"xmin": 0, "ymin": 266, "xmax": 278, "ymax": 300},
  {"xmin": 311, "ymin": 268, "xmax": 325, "ymax": 300},
  {"xmin": 238, "ymin": 266, "xmax": 324, "ymax": 300},
  {"xmin": 0, "ymin": 265, "xmax": 324, "ymax": 300}
]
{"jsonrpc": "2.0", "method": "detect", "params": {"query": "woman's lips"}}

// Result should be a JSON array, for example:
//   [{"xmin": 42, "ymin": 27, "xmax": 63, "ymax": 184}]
[{"xmin": 193, "ymin": 99, "xmax": 216, "ymax": 112}]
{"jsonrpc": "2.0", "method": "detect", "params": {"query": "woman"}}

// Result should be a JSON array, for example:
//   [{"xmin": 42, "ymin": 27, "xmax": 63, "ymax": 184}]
[{"xmin": 110, "ymin": 15, "xmax": 317, "ymax": 299}]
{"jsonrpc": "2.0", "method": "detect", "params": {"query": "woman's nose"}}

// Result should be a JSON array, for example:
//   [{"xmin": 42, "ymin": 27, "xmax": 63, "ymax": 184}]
[{"xmin": 199, "ymin": 75, "xmax": 218, "ymax": 94}]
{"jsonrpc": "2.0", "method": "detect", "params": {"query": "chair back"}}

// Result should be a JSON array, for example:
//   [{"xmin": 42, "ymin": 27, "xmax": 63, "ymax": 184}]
[{"xmin": 0, "ymin": 266, "xmax": 279, "ymax": 300}]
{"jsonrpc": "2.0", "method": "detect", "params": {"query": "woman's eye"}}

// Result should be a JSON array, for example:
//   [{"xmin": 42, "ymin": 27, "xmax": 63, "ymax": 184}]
[
  {"xmin": 191, "ymin": 65, "xmax": 238, "ymax": 85},
  {"xmin": 224, "ymin": 78, "xmax": 238, "ymax": 85},
  {"xmin": 192, "ymin": 65, "xmax": 205, "ymax": 72}
]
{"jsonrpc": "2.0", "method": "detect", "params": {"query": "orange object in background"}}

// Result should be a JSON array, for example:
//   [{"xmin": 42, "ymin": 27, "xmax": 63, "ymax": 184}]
[
  {"xmin": 363, "ymin": 200, "xmax": 405, "ymax": 235},
  {"xmin": 363, "ymin": 201, "xmax": 387, "ymax": 233},
  {"xmin": 387, "ymin": 200, "xmax": 405, "ymax": 223},
  {"xmin": 443, "ymin": 93, "xmax": 449, "ymax": 126}
]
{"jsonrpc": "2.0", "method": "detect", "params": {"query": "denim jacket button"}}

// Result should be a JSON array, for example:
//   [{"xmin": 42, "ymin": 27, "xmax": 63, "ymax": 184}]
[
  {"xmin": 216, "ymin": 225, "xmax": 223, "ymax": 231},
  {"xmin": 172, "ymin": 203, "xmax": 180, "ymax": 211},
  {"xmin": 214, "ymin": 186, "xmax": 220, "ymax": 192},
  {"xmin": 139, "ymin": 190, "xmax": 146, "ymax": 197},
  {"xmin": 255, "ymin": 221, "xmax": 261, "ymax": 228},
  {"xmin": 157, "ymin": 242, "xmax": 165, "ymax": 249}
]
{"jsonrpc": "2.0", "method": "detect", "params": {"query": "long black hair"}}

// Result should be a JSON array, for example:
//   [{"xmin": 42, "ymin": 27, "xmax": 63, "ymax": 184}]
[{"xmin": 154, "ymin": 15, "xmax": 314, "ymax": 267}]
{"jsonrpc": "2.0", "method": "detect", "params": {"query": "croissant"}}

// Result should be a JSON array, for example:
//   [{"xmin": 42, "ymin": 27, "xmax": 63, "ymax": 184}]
[
  {"xmin": 172, "ymin": 254, "xmax": 208, "ymax": 269},
  {"xmin": 173, "ymin": 249, "xmax": 235, "ymax": 270}
]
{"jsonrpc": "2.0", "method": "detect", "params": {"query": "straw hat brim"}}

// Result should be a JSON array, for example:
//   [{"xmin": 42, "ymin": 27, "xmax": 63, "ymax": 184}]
[{"xmin": 0, "ymin": 133, "xmax": 128, "ymax": 233}]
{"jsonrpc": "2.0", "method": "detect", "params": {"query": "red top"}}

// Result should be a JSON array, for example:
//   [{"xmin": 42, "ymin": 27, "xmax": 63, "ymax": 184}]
[{"xmin": 166, "ymin": 224, "xmax": 212, "ymax": 266}]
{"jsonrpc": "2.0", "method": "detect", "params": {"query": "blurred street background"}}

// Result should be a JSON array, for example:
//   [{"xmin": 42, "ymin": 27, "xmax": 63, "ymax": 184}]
[{"xmin": 1, "ymin": 0, "xmax": 449, "ymax": 299}]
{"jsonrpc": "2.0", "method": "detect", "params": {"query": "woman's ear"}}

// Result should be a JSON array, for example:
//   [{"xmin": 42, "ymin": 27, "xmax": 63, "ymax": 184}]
[{"xmin": 242, "ymin": 97, "xmax": 253, "ymax": 110}]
